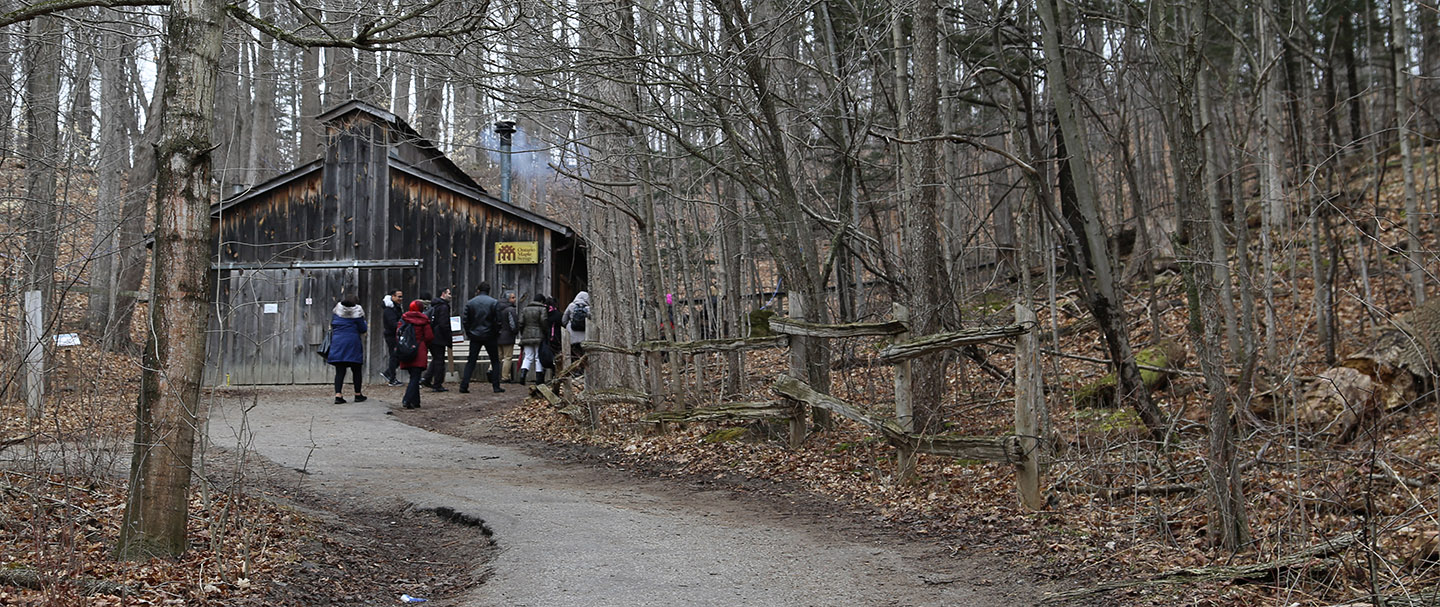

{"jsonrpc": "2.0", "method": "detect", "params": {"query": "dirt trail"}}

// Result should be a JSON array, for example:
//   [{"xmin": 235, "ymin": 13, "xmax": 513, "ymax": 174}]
[{"xmin": 209, "ymin": 385, "xmax": 1044, "ymax": 607}]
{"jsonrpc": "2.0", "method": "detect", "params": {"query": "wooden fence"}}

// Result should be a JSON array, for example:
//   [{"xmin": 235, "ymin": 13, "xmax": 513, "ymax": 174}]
[{"xmin": 541, "ymin": 303, "xmax": 1050, "ymax": 509}]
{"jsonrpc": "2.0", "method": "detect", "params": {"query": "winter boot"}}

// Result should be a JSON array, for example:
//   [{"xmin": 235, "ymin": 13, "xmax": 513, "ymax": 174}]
[{"xmin": 519, "ymin": 369, "xmax": 529, "ymax": 386}]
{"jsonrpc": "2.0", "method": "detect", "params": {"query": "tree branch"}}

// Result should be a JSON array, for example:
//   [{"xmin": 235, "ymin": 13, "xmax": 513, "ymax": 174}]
[{"xmin": 0, "ymin": 0, "xmax": 164, "ymax": 29}]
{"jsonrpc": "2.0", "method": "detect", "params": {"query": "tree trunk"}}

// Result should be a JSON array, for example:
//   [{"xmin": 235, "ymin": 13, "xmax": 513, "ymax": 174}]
[
  {"xmin": 1036, "ymin": 0, "xmax": 1167, "ymax": 441},
  {"xmin": 0, "ymin": 29, "xmax": 12, "ymax": 159},
  {"xmin": 246, "ymin": 0, "xmax": 278, "ymax": 184},
  {"xmin": 117, "ymin": 0, "xmax": 225, "ymax": 560},
  {"xmin": 1392, "ymin": 0, "xmax": 1424, "ymax": 305},
  {"xmin": 86, "ymin": 24, "xmax": 134, "ymax": 339},
  {"xmin": 718, "ymin": 177, "xmax": 744, "ymax": 395},
  {"xmin": 393, "ymin": 52, "xmax": 412, "ymax": 121},
  {"xmin": 299, "ymin": 34, "xmax": 322, "ymax": 158},
  {"xmin": 324, "ymin": 0, "xmax": 353, "ymax": 105},
  {"xmin": 1419, "ymin": 0, "xmax": 1439, "ymax": 137},
  {"xmin": 1257, "ymin": 0, "xmax": 1285, "ymax": 364},
  {"xmin": 107, "ymin": 44, "xmax": 166, "ymax": 354},
  {"xmin": 20, "ymin": 14, "xmax": 61, "ymax": 401},
  {"xmin": 906, "ymin": 0, "xmax": 954, "ymax": 435},
  {"xmin": 1160, "ymin": 1, "xmax": 1250, "ymax": 552},
  {"xmin": 68, "ymin": 22, "xmax": 95, "ymax": 165}
]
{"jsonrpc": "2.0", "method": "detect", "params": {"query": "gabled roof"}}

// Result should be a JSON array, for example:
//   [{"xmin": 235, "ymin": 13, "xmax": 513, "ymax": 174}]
[
  {"xmin": 213, "ymin": 101, "xmax": 572, "ymax": 239},
  {"xmin": 316, "ymin": 99, "xmax": 485, "ymax": 193},
  {"xmin": 389, "ymin": 158, "xmax": 571, "ymax": 237},
  {"xmin": 213, "ymin": 159, "xmax": 322, "ymax": 217}
]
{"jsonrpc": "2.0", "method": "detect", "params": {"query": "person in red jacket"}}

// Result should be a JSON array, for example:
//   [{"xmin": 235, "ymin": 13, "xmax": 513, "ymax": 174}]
[{"xmin": 399, "ymin": 299, "xmax": 435, "ymax": 409}]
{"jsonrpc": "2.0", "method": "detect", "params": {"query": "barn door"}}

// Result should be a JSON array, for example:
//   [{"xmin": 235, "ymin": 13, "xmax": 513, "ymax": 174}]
[
  {"xmin": 294, "ymin": 267, "xmax": 359, "ymax": 384},
  {"xmin": 207, "ymin": 267, "xmax": 358, "ymax": 385}
]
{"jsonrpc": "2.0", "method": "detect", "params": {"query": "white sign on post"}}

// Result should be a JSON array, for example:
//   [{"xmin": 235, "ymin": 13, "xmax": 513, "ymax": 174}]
[
  {"xmin": 263, "ymin": 303, "xmax": 279, "ymax": 314},
  {"xmin": 23, "ymin": 290, "xmax": 44, "ymax": 419}
]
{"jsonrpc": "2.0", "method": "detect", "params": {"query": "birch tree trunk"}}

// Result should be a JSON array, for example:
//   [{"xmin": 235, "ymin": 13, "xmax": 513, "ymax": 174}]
[{"xmin": 117, "ymin": 0, "xmax": 226, "ymax": 560}]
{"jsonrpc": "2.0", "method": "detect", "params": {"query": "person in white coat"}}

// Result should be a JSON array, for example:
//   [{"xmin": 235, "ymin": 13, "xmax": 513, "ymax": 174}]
[{"xmin": 561, "ymin": 291, "xmax": 591, "ymax": 362}]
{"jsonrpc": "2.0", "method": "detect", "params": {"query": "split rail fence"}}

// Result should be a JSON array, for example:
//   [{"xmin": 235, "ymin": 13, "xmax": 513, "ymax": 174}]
[{"xmin": 538, "ymin": 302, "xmax": 1051, "ymax": 509}]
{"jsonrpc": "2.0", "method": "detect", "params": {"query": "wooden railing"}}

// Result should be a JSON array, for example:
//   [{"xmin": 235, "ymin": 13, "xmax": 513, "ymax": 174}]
[{"xmin": 540, "ymin": 304, "xmax": 1049, "ymax": 509}]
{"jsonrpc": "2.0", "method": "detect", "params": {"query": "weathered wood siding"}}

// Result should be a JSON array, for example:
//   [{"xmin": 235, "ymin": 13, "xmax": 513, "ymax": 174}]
[
  {"xmin": 215, "ymin": 172, "xmax": 325, "ymax": 264},
  {"xmin": 205, "ymin": 268, "xmax": 358, "ymax": 385},
  {"xmin": 388, "ymin": 171, "xmax": 549, "ymax": 303}
]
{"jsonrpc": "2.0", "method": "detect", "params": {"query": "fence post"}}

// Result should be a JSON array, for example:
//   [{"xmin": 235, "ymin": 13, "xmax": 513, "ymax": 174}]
[
  {"xmin": 24, "ymin": 289, "xmax": 45, "ymax": 420},
  {"xmin": 892, "ymin": 304, "xmax": 917, "ymax": 481},
  {"xmin": 785, "ymin": 293, "xmax": 808, "ymax": 447},
  {"xmin": 1014, "ymin": 303, "xmax": 1046, "ymax": 509}
]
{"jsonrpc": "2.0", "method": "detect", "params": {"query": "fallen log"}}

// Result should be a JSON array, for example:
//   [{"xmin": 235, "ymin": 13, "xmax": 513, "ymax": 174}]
[
  {"xmin": 0, "ymin": 567, "xmax": 132, "ymax": 596},
  {"xmin": 769, "ymin": 318, "xmax": 908, "ymax": 338},
  {"xmin": 642, "ymin": 401, "xmax": 793, "ymax": 424},
  {"xmin": 877, "ymin": 322, "xmax": 1034, "ymax": 363},
  {"xmin": 1041, "ymin": 532, "xmax": 1357, "ymax": 604},
  {"xmin": 633, "ymin": 335, "xmax": 789, "ymax": 354},
  {"xmin": 534, "ymin": 384, "xmax": 565, "ymax": 408},
  {"xmin": 771, "ymin": 374, "xmax": 1023, "ymax": 463}
]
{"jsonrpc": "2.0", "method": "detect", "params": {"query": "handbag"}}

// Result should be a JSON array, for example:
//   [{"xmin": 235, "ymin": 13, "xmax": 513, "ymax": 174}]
[{"xmin": 316, "ymin": 328, "xmax": 332, "ymax": 359}]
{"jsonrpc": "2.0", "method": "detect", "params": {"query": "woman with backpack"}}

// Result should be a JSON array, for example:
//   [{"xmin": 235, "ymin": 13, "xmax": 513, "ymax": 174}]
[
  {"xmin": 328, "ymin": 295, "xmax": 369, "ymax": 404},
  {"xmin": 562, "ymin": 291, "xmax": 590, "ymax": 362},
  {"xmin": 398, "ymin": 299, "xmax": 435, "ymax": 409}
]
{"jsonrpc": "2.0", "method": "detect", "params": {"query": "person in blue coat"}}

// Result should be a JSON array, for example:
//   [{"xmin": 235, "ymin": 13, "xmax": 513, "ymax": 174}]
[{"xmin": 328, "ymin": 295, "xmax": 369, "ymax": 404}]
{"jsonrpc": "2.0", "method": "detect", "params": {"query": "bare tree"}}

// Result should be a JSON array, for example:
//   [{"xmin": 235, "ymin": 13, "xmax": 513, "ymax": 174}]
[
  {"xmin": 115, "ymin": 0, "xmax": 229, "ymax": 558},
  {"xmin": 19, "ymin": 14, "xmax": 61, "ymax": 404},
  {"xmin": 1036, "ymin": 0, "xmax": 1167, "ymax": 441}
]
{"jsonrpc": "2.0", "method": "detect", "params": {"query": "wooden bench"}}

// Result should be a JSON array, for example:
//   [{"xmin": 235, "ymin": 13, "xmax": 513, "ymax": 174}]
[{"xmin": 439, "ymin": 340, "xmax": 517, "ymax": 381}]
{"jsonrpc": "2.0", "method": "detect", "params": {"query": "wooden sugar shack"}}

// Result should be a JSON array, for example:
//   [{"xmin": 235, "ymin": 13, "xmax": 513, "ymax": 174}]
[{"xmin": 206, "ymin": 100, "xmax": 585, "ymax": 385}]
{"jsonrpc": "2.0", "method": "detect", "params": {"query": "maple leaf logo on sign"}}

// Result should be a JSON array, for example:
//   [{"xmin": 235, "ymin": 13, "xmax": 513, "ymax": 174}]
[{"xmin": 495, "ymin": 241, "xmax": 539, "ymax": 264}]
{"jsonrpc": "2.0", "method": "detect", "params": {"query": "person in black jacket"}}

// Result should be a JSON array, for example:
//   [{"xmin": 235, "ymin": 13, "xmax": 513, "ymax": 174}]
[
  {"xmin": 421, "ymin": 288, "xmax": 453, "ymax": 391},
  {"xmin": 459, "ymin": 282, "xmax": 505, "ymax": 393},
  {"xmin": 380, "ymin": 289, "xmax": 404, "ymax": 386},
  {"xmin": 541, "ymin": 295, "xmax": 562, "ymax": 379}
]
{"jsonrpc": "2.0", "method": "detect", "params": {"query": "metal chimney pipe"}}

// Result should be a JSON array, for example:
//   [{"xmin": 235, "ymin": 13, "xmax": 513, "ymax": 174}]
[{"xmin": 495, "ymin": 121, "xmax": 516, "ymax": 204}]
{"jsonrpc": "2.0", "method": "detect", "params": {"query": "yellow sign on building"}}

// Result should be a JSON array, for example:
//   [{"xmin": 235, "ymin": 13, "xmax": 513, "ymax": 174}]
[{"xmin": 495, "ymin": 241, "xmax": 539, "ymax": 264}]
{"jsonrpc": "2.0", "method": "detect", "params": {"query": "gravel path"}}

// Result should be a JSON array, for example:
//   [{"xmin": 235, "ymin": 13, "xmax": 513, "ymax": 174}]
[{"xmin": 208, "ymin": 386, "xmax": 1042, "ymax": 607}]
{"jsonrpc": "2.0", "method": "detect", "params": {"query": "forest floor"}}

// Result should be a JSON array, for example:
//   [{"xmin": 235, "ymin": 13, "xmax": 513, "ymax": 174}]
[
  {"xmin": 4, "ymin": 376, "xmax": 1048, "ymax": 606},
  {"xmin": 8, "ymin": 269, "xmax": 1440, "ymax": 606}
]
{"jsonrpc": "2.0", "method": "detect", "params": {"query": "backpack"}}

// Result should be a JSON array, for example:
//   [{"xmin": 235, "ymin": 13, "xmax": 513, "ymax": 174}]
[
  {"xmin": 396, "ymin": 321, "xmax": 419, "ymax": 362},
  {"xmin": 570, "ymin": 305, "xmax": 588, "ymax": 332}
]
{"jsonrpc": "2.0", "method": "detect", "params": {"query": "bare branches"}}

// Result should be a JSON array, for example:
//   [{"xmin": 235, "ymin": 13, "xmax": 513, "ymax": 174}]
[
  {"xmin": 0, "ymin": 0, "xmax": 491, "ymax": 50},
  {"xmin": 225, "ymin": 0, "xmax": 493, "ymax": 50},
  {"xmin": 0, "ymin": 0, "xmax": 163, "ymax": 29}
]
